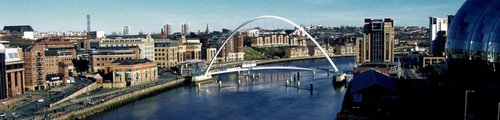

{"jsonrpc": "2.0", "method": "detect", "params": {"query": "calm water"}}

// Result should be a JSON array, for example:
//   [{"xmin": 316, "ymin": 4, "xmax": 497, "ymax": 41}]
[{"xmin": 95, "ymin": 57, "xmax": 355, "ymax": 120}]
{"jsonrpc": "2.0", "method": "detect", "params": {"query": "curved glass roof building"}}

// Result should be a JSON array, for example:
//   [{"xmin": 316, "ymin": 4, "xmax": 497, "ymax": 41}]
[{"xmin": 446, "ymin": 0, "xmax": 500, "ymax": 72}]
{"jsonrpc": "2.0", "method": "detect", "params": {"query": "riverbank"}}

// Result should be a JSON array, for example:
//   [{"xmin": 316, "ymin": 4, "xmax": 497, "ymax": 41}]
[{"xmin": 55, "ymin": 78, "xmax": 186, "ymax": 120}]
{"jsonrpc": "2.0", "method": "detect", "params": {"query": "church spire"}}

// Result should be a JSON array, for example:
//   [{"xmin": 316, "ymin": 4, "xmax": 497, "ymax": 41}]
[{"xmin": 205, "ymin": 23, "xmax": 209, "ymax": 34}]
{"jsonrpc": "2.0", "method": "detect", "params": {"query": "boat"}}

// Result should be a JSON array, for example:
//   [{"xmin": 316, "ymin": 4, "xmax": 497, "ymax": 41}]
[{"xmin": 241, "ymin": 61, "xmax": 256, "ymax": 68}]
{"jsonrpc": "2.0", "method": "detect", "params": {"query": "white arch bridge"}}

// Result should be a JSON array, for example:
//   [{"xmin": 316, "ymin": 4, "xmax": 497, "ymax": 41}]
[
  {"xmin": 192, "ymin": 15, "xmax": 343, "ymax": 82},
  {"xmin": 207, "ymin": 66, "xmax": 333, "ymax": 76}
]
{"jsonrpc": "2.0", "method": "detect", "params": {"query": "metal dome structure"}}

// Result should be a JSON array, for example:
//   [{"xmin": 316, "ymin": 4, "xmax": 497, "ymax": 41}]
[{"xmin": 446, "ymin": 0, "xmax": 500, "ymax": 72}]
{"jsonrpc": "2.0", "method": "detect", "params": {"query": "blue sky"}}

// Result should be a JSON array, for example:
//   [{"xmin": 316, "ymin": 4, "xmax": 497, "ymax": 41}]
[{"xmin": 0, "ymin": 0, "xmax": 465, "ymax": 34}]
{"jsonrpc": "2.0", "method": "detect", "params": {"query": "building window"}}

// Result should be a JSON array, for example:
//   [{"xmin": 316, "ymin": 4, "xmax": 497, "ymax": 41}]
[
  {"xmin": 386, "ymin": 33, "xmax": 390, "ymax": 60},
  {"xmin": 115, "ymin": 72, "xmax": 122, "ymax": 82},
  {"xmin": 136, "ymin": 72, "xmax": 140, "ymax": 82}
]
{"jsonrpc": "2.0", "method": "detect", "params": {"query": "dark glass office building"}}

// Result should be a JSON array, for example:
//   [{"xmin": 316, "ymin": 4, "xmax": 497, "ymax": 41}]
[
  {"xmin": 446, "ymin": 0, "xmax": 500, "ymax": 75},
  {"xmin": 361, "ymin": 18, "xmax": 395, "ymax": 64}
]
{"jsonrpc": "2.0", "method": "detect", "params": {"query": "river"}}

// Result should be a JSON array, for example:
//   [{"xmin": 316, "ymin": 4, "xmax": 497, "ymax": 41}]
[{"xmin": 94, "ymin": 57, "xmax": 355, "ymax": 120}]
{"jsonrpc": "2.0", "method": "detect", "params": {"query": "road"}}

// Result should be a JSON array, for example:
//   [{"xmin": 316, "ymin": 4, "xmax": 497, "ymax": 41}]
[
  {"xmin": 19, "ymin": 73, "xmax": 182, "ymax": 119},
  {"xmin": 5, "ymin": 77, "xmax": 92, "ymax": 119}
]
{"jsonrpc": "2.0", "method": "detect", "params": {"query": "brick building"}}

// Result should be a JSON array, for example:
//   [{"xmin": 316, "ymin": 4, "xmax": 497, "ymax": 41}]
[
  {"xmin": 24, "ymin": 37, "xmax": 76, "ymax": 90},
  {"xmin": 103, "ymin": 59, "xmax": 157, "ymax": 88}
]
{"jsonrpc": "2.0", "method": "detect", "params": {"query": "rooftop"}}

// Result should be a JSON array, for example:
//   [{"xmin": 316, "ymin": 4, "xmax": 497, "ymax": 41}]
[
  {"xmin": 350, "ymin": 69, "xmax": 396, "ymax": 93},
  {"xmin": 3, "ymin": 25, "xmax": 34, "ymax": 33},
  {"xmin": 45, "ymin": 49, "xmax": 73, "ymax": 56},
  {"xmin": 90, "ymin": 47, "xmax": 137, "ymax": 55},
  {"xmin": 112, "ymin": 59, "xmax": 152, "ymax": 65},
  {"xmin": 105, "ymin": 35, "xmax": 149, "ymax": 39}
]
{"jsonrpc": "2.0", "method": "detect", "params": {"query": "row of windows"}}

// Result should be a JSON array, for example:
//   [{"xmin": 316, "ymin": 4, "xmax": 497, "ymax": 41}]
[
  {"xmin": 155, "ymin": 57, "xmax": 177, "ymax": 61},
  {"xmin": 155, "ymin": 49, "xmax": 178, "ymax": 52},
  {"xmin": 103, "ymin": 44, "xmax": 137, "ymax": 47},
  {"xmin": 155, "ymin": 53, "xmax": 179, "ymax": 56},
  {"xmin": 7, "ymin": 53, "xmax": 20, "ymax": 59},
  {"xmin": 96, "ymin": 63, "xmax": 105, "ymax": 66},
  {"xmin": 102, "ymin": 39, "xmax": 142, "ymax": 42},
  {"xmin": 158, "ymin": 62, "xmax": 176, "ymax": 67},
  {"xmin": 6, "ymin": 64, "xmax": 24, "ymax": 69},
  {"xmin": 96, "ymin": 57, "xmax": 133, "ymax": 61}
]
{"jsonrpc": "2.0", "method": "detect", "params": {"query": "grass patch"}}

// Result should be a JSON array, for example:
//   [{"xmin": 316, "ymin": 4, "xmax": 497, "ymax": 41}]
[{"xmin": 244, "ymin": 47, "xmax": 266, "ymax": 60}]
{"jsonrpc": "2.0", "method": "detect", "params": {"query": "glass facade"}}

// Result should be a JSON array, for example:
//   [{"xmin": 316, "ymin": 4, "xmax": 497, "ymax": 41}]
[{"xmin": 446, "ymin": 0, "xmax": 500, "ymax": 71}]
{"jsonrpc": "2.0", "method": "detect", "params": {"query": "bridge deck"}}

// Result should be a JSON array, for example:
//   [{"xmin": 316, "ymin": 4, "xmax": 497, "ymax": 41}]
[{"xmin": 208, "ymin": 66, "xmax": 335, "ymax": 75}]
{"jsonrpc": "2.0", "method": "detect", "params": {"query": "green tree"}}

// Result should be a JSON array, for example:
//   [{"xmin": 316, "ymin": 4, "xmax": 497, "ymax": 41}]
[{"xmin": 72, "ymin": 59, "xmax": 90, "ymax": 75}]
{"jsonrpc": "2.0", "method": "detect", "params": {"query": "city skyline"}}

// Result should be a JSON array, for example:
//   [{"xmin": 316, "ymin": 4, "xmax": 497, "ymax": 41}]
[
  {"xmin": 3, "ymin": 0, "xmax": 500, "ymax": 119},
  {"xmin": 0, "ymin": 0, "xmax": 464, "ymax": 34}
]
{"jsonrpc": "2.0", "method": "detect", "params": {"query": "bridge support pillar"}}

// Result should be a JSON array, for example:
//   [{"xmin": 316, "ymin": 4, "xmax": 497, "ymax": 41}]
[
  {"xmin": 310, "ymin": 84, "xmax": 313, "ymax": 95},
  {"xmin": 218, "ymin": 80, "xmax": 222, "ymax": 89},
  {"xmin": 197, "ymin": 83, "xmax": 201, "ymax": 91},
  {"xmin": 285, "ymin": 79, "xmax": 290, "ymax": 86},
  {"xmin": 297, "ymin": 80, "xmax": 301, "ymax": 88},
  {"xmin": 297, "ymin": 72, "xmax": 300, "ymax": 80},
  {"xmin": 313, "ymin": 71, "xmax": 316, "ymax": 79},
  {"xmin": 238, "ymin": 79, "xmax": 241, "ymax": 87}
]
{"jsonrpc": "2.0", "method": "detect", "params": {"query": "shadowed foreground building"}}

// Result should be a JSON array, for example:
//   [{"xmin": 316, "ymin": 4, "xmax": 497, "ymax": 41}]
[
  {"xmin": 446, "ymin": 0, "xmax": 500, "ymax": 77},
  {"xmin": 342, "ymin": 0, "xmax": 500, "ymax": 119},
  {"xmin": 339, "ymin": 69, "xmax": 400, "ymax": 119},
  {"xmin": 439, "ymin": 0, "xmax": 500, "ymax": 119}
]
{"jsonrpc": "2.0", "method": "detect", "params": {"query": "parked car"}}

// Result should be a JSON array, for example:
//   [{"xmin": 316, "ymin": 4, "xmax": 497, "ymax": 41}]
[{"xmin": 0, "ymin": 112, "xmax": 6, "ymax": 117}]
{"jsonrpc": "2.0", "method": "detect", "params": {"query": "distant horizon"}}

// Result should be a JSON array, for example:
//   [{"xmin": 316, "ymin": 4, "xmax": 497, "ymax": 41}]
[{"xmin": 0, "ymin": 0, "xmax": 465, "ymax": 34}]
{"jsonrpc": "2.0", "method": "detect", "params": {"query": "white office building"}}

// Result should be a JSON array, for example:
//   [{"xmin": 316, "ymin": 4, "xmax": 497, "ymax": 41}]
[{"xmin": 100, "ymin": 35, "xmax": 155, "ymax": 61}]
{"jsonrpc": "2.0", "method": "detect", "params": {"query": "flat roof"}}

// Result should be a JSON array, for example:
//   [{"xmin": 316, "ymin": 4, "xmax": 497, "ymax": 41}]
[{"xmin": 112, "ymin": 59, "xmax": 152, "ymax": 65}]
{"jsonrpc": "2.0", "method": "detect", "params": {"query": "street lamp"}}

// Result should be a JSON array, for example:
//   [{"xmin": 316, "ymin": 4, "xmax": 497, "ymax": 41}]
[
  {"xmin": 464, "ymin": 90, "xmax": 475, "ymax": 120},
  {"xmin": 497, "ymin": 102, "xmax": 499, "ymax": 120}
]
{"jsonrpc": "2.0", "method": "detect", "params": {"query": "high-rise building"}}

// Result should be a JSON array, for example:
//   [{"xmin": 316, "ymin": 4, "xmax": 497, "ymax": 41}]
[
  {"xmin": 429, "ymin": 16, "xmax": 452, "ymax": 56},
  {"xmin": 360, "ymin": 18, "xmax": 395, "ymax": 63},
  {"xmin": 161, "ymin": 23, "xmax": 172, "ymax": 39},
  {"xmin": 181, "ymin": 23, "xmax": 189, "ymax": 35},
  {"xmin": 122, "ymin": 26, "xmax": 131, "ymax": 35}
]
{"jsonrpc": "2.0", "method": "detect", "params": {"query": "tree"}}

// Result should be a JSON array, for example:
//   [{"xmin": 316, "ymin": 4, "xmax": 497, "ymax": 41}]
[{"xmin": 72, "ymin": 59, "xmax": 90, "ymax": 75}]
